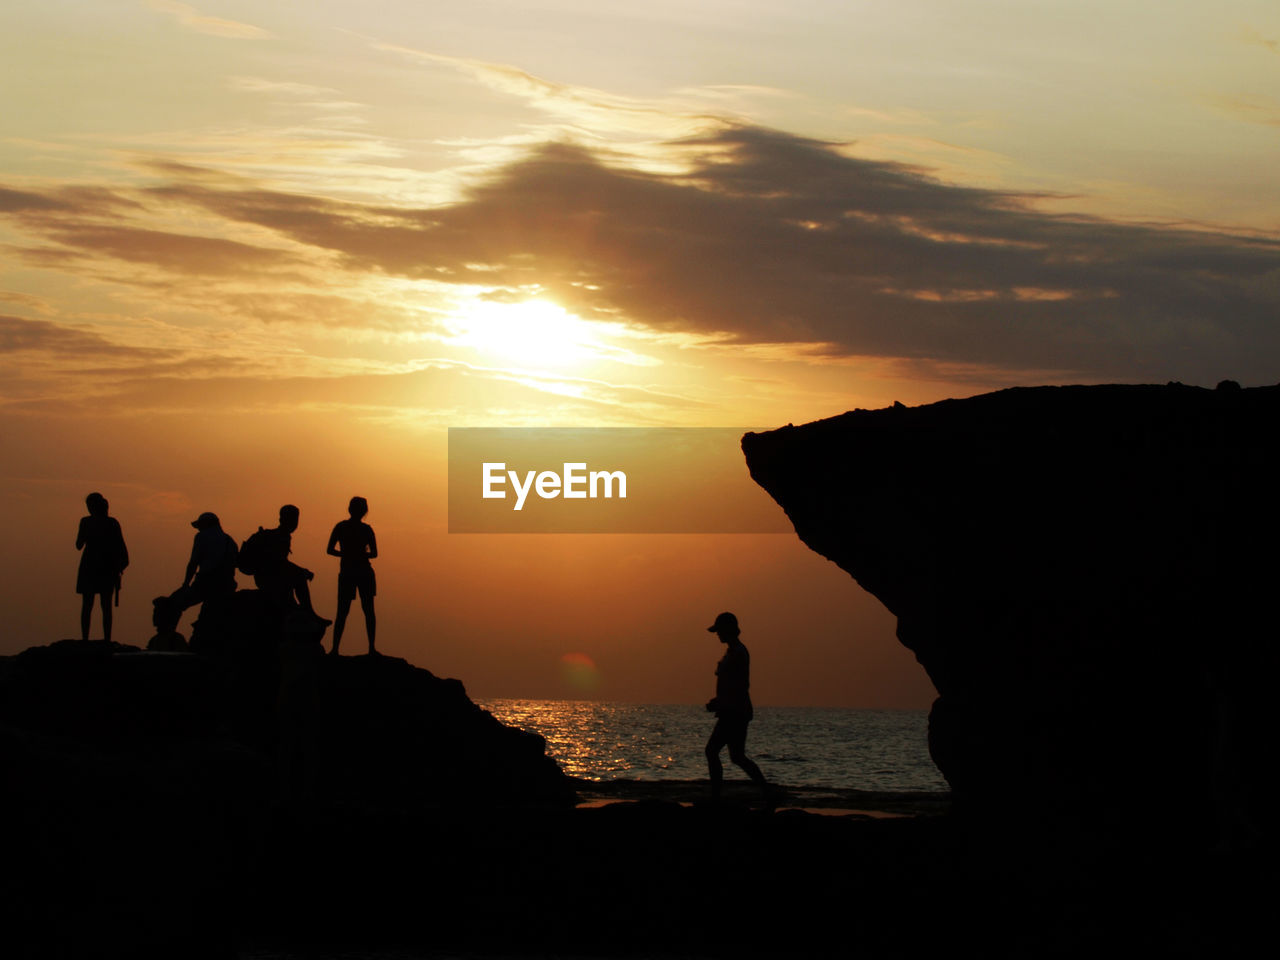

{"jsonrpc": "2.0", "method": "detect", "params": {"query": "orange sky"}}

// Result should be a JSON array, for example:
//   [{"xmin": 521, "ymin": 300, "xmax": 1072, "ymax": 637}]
[{"xmin": 2, "ymin": 2, "xmax": 1278, "ymax": 706}]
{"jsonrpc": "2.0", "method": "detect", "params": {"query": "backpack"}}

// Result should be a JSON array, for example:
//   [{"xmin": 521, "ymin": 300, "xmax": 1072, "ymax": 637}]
[{"xmin": 237, "ymin": 527, "xmax": 269, "ymax": 576}]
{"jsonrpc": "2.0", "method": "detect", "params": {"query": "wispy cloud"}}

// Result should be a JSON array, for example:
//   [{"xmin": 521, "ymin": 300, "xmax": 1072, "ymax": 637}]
[
  {"xmin": 228, "ymin": 77, "xmax": 338, "ymax": 97},
  {"xmin": 145, "ymin": 1, "xmax": 269, "ymax": 40},
  {"xmin": 370, "ymin": 41, "xmax": 723, "ymax": 140},
  {"xmin": 0, "ymin": 314, "xmax": 166, "ymax": 359},
  {"xmin": 1240, "ymin": 26, "xmax": 1278, "ymax": 55},
  {"xmin": 1202, "ymin": 93, "xmax": 1280, "ymax": 129}
]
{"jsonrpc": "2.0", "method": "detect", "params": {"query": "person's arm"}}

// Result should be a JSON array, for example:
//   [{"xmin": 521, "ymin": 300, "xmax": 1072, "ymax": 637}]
[
  {"xmin": 76, "ymin": 517, "xmax": 87, "ymax": 550},
  {"xmin": 326, "ymin": 523, "xmax": 342, "ymax": 558},
  {"xmin": 367, "ymin": 527, "xmax": 377, "ymax": 560},
  {"xmin": 183, "ymin": 539, "xmax": 199, "ymax": 587}
]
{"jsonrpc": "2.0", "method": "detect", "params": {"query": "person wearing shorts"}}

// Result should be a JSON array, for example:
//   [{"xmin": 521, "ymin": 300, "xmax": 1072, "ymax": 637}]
[
  {"xmin": 75, "ymin": 492, "xmax": 128, "ymax": 642},
  {"xmin": 327, "ymin": 496, "xmax": 378, "ymax": 656},
  {"xmin": 704, "ymin": 611, "xmax": 769, "ymax": 803}
]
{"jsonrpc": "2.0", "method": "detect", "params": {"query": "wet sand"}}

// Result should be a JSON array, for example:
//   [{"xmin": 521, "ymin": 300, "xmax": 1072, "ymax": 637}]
[{"xmin": 569, "ymin": 776, "xmax": 951, "ymax": 818}]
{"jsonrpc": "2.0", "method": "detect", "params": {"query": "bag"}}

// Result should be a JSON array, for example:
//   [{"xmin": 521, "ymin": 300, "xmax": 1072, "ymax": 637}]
[{"xmin": 237, "ymin": 527, "xmax": 269, "ymax": 576}]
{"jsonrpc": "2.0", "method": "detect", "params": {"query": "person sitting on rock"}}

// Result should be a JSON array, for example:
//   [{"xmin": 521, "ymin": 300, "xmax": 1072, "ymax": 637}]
[
  {"xmin": 251, "ymin": 504, "xmax": 328, "ymax": 625},
  {"xmin": 176, "ymin": 511, "xmax": 238, "ymax": 611}
]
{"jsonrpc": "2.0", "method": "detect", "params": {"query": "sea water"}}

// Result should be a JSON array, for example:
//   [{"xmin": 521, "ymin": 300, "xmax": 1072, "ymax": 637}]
[{"xmin": 477, "ymin": 699, "xmax": 947, "ymax": 793}]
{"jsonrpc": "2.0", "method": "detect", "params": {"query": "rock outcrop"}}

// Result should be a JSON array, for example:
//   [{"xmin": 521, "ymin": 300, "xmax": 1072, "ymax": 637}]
[
  {"xmin": 0, "ymin": 600, "xmax": 572, "ymax": 957},
  {"xmin": 1, "ymin": 599, "xmax": 571, "ymax": 807},
  {"xmin": 743, "ymin": 382, "xmax": 1278, "ymax": 844}
]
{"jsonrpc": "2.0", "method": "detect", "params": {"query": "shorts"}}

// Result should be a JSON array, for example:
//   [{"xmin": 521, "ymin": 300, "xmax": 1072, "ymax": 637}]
[
  {"xmin": 707, "ymin": 714, "xmax": 751, "ymax": 756},
  {"xmin": 338, "ymin": 567, "xmax": 376, "ymax": 604}
]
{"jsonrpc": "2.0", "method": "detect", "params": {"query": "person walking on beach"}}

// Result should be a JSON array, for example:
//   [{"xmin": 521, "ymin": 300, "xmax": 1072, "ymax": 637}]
[
  {"xmin": 75, "ymin": 492, "xmax": 128, "ymax": 643},
  {"xmin": 326, "ymin": 496, "xmax": 378, "ymax": 656},
  {"xmin": 704, "ymin": 611, "xmax": 769, "ymax": 803}
]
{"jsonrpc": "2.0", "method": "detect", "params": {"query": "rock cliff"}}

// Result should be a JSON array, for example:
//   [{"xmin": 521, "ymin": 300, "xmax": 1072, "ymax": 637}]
[{"xmin": 743, "ymin": 382, "xmax": 1278, "ymax": 843}]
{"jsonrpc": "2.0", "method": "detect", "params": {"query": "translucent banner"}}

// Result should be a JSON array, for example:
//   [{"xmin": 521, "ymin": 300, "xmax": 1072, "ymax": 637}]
[{"xmin": 447, "ymin": 428, "xmax": 790, "ymax": 533}]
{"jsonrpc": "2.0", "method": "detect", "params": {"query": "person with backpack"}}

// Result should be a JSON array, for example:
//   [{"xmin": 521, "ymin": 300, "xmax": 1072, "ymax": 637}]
[{"xmin": 240, "ymin": 504, "xmax": 327, "ymax": 624}]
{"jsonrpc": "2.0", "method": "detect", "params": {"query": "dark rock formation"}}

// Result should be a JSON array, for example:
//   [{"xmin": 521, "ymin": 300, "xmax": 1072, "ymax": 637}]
[
  {"xmin": 743, "ymin": 382, "xmax": 1279, "ymax": 844},
  {"xmin": 0, "ymin": 612, "xmax": 572, "ymax": 956},
  {"xmin": 1, "ymin": 602, "xmax": 571, "ymax": 806}
]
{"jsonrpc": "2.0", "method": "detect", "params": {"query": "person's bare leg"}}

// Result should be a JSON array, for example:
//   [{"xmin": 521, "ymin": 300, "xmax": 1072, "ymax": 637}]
[
  {"xmin": 100, "ymin": 592, "xmax": 113, "ymax": 643},
  {"xmin": 332, "ymin": 593, "xmax": 350, "ymax": 654},
  {"xmin": 294, "ymin": 578, "xmax": 314, "ymax": 614},
  {"xmin": 360, "ymin": 590, "xmax": 376, "ymax": 655},
  {"xmin": 705, "ymin": 727, "xmax": 727, "ymax": 801},
  {"xmin": 729, "ymin": 745, "xmax": 768, "ymax": 796},
  {"xmin": 80, "ymin": 594, "xmax": 93, "ymax": 641}
]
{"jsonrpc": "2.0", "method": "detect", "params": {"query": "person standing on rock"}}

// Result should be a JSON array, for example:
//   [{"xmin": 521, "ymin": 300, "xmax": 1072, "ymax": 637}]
[
  {"xmin": 326, "ymin": 496, "xmax": 378, "ymax": 656},
  {"xmin": 704, "ymin": 611, "xmax": 770, "ymax": 803},
  {"xmin": 75, "ymin": 492, "xmax": 129, "ymax": 643}
]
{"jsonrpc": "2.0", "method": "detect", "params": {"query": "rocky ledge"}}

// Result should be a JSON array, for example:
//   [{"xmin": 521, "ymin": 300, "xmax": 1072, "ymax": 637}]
[{"xmin": 743, "ymin": 381, "xmax": 1279, "ymax": 847}]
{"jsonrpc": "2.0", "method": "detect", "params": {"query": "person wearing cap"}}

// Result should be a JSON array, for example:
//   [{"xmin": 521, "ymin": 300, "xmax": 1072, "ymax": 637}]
[
  {"xmin": 704, "ymin": 611, "xmax": 770, "ymax": 802},
  {"xmin": 177, "ymin": 511, "xmax": 238, "ymax": 610}
]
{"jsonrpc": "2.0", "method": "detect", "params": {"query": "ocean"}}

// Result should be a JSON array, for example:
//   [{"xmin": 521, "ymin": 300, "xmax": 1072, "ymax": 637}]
[{"xmin": 477, "ymin": 698, "xmax": 948, "ymax": 793}]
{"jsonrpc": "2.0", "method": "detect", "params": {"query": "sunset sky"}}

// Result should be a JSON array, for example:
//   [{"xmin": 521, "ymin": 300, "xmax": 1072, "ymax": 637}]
[{"xmin": 2, "ymin": 2, "xmax": 1278, "ymax": 707}]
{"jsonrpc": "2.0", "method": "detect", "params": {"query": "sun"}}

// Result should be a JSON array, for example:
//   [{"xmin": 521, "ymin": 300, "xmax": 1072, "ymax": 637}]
[{"xmin": 447, "ymin": 298, "xmax": 602, "ymax": 369}]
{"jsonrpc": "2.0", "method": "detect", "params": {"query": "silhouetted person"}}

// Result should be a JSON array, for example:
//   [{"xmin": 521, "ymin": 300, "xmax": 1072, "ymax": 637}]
[
  {"xmin": 327, "ymin": 496, "xmax": 378, "ymax": 656},
  {"xmin": 176, "ymin": 512, "xmax": 238, "ymax": 611},
  {"xmin": 252, "ymin": 504, "xmax": 326, "ymax": 623},
  {"xmin": 75, "ymin": 492, "xmax": 128, "ymax": 643},
  {"xmin": 704, "ymin": 611, "xmax": 769, "ymax": 802}
]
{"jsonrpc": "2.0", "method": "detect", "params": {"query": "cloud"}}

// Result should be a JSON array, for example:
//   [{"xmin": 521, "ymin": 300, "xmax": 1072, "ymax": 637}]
[
  {"xmin": 0, "ymin": 314, "xmax": 168, "ymax": 359},
  {"xmin": 4, "ymin": 124, "xmax": 1280, "ymax": 386},
  {"xmin": 38, "ymin": 225, "xmax": 302, "ymax": 276},
  {"xmin": 372, "ymin": 41, "xmax": 722, "ymax": 140},
  {"xmin": 0, "ymin": 181, "xmax": 307, "ymax": 279},
  {"xmin": 1240, "ymin": 26, "xmax": 1278, "ymax": 55},
  {"xmin": 0, "ymin": 187, "xmax": 66, "ymax": 213},
  {"xmin": 0, "ymin": 291, "xmax": 51, "ymax": 312},
  {"xmin": 228, "ymin": 77, "xmax": 338, "ymax": 97},
  {"xmin": 1202, "ymin": 93, "xmax": 1280, "ymax": 129},
  {"xmin": 0, "ymin": 353, "xmax": 699, "ymax": 426},
  {"xmin": 123, "ymin": 127, "xmax": 1280, "ymax": 384},
  {"xmin": 146, "ymin": 1, "xmax": 269, "ymax": 40}
]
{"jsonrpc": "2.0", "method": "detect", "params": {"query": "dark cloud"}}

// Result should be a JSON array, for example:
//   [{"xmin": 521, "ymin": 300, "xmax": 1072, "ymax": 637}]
[
  {"xmin": 0, "ymin": 187, "xmax": 66, "ymax": 213},
  {"xmin": 0, "ymin": 182, "xmax": 299, "ymax": 277},
  {"xmin": 136, "ymin": 127, "xmax": 1280, "ymax": 383},
  {"xmin": 7, "ymin": 127, "xmax": 1280, "ymax": 383},
  {"xmin": 39, "ymin": 225, "xmax": 301, "ymax": 276},
  {"xmin": 0, "ymin": 314, "xmax": 169, "ymax": 359}
]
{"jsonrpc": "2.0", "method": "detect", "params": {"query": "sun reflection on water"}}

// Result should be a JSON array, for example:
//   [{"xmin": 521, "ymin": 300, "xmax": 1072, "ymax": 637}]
[{"xmin": 476, "ymin": 700, "xmax": 945, "ymax": 791}]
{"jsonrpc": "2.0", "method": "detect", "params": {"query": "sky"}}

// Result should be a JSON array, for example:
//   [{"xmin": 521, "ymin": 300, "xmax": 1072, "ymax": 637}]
[{"xmin": 1, "ymin": 1, "xmax": 1278, "ymax": 707}]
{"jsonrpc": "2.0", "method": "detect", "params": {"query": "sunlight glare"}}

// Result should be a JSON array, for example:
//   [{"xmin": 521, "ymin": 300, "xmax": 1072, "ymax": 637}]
[{"xmin": 448, "ymin": 299, "xmax": 602, "ymax": 369}]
